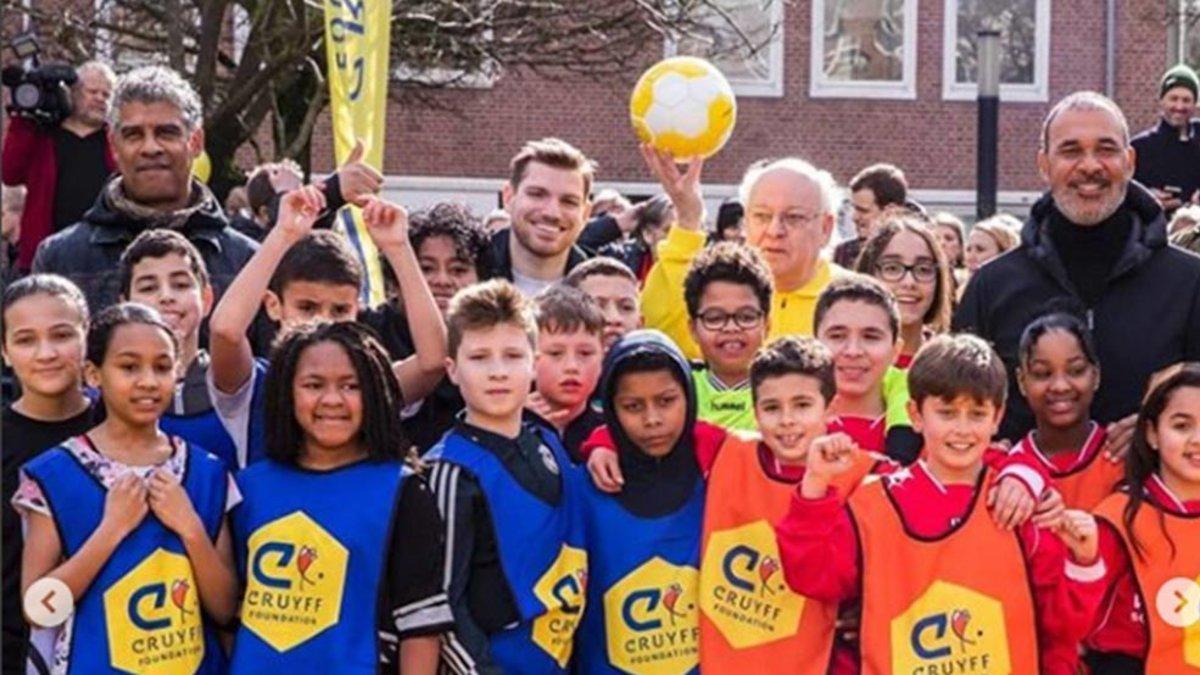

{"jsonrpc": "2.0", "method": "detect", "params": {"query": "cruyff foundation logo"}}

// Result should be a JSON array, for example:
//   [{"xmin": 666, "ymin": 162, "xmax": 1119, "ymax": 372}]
[
  {"xmin": 104, "ymin": 548, "xmax": 205, "ymax": 674},
  {"xmin": 532, "ymin": 544, "xmax": 589, "ymax": 667},
  {"xmin": 242, "ymin": 511, "xmax": 348, "ymax": 652},
  {"xmin": 700, "ymin": 521, "xmax": 805, "ymax": 648},
  {"xmin": 890, "ymin": 581, "xmax": 1011, "ymax": 674},
  {"xmin": 605, "ymin": 557, "xmax": 699, "ymax": 674}
]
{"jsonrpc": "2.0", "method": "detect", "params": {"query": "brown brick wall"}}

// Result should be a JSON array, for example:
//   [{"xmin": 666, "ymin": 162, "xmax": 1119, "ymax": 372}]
[{"xmin": 309, "ymin": 1, "xmax": 1172, "ymax": 194}]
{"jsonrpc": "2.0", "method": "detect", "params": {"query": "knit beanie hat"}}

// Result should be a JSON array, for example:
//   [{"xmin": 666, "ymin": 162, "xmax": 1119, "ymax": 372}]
[{"xmin": 1161, "ymin": 63, "xmax": 1199, "ymax": 99}]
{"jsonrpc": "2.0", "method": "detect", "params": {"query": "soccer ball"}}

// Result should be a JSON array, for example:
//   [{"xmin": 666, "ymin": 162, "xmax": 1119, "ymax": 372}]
[{"xmin": 629, "ymin": 56, "xmax": 737, "ymax": 160}]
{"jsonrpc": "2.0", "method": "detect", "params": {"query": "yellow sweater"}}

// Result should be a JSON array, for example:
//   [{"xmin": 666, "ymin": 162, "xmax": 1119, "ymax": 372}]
[{"xmin": 641, "ymin": 225, "xmax": 850, "ymax": 361}]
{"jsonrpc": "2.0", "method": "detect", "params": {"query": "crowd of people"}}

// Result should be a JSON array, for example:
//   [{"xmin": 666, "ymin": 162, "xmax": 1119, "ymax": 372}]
[{"xmin": 2, "ymin": 54, "xmax": 1200, "ymax": 675}]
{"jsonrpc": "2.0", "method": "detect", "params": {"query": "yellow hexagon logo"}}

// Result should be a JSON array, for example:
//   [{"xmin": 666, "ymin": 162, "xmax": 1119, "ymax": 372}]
[
  {"xmin": 1183, "ymin": 574, "xmax": 1200, "ymax": 667},
  {"xmin": 889, "ymin": 580, "xmax": 1011, "ymax": 674},
  {"xmin": 531, "ymin": 544, "xmax": 588, "ymax": 667},
  {"xmin": 603, "ymin": 556, "xmax": 699, "ymax": 674},
  {"xmin": 241, "ymin": 511, "xmax": 349, "ymax": 652},
  {"xmin": 103, "ymin": 548, "xmax": 205, "ymax": 674},
  {"xmin": 699, "ymin": 519, "xmax": 804, "ymax": 648}
]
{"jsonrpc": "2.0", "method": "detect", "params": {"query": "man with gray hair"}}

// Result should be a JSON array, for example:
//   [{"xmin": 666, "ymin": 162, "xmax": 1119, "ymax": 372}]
[
  {"xmin": 31, "ymin": 65, "xmax": 258, "ymax": 312},
  {"xmin": 639, "ymin": 144, "xmax": 849, "ymax": 360},
  {"xmin": 2, "ymin": 60, "xmax": 117, "ymax": 271},
  {"xmin": 955, "ymin": 90, "xmax": 1200, "ymax": 450}
]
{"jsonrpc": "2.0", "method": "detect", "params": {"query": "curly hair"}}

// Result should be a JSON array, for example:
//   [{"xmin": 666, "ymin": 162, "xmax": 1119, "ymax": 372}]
[{"xmin": 683, "ymin": 242, "xmax": 773, "ymax": 319}]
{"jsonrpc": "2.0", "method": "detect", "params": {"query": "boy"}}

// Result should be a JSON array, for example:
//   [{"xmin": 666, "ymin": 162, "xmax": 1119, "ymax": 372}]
[
  {"xmin": 207, "ymin": 186, "xmax": 446, "ymax": 467},
  {"xmin": 575, "ymin": 329, "xmax": 707, "ymax": 674},
  {"xmin": 775, "ymin": 334, "xmax": 1105, "ymax": 675},
  {"xmin": 813, "ymin": 274, "xmax": 917, "ymax": 460},
  {"xmin": 425, "ymin": 279, "xmax": 588, "ymax": 674},
  {"xmin": 529, "ymin": 285, "xmax": 605, "ymax": 462},
  {"xmin": 682, "ymin": 242, "xmax": 773, "ymax": 431},
  {"xmin": 563, "ymin": 256, "xmax": 641, "ymax": 352},
  {"xmin": 118, "ymin": 229, "xmax": 240, "ymax": 468},
  {"xmin": 699, "ymin": 336, "xmax": 885, "ymax": 674}
]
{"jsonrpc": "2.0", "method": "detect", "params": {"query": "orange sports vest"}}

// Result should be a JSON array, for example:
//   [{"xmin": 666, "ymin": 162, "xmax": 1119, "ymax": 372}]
[
  {"xmin": 848, "ymin": 469, "xmax": 1040, "ymax": 675},
  {"xmin": 1094, "ymin": 491, "xmax": 1200, "ymax": 673},
  {"xmin": 1050, "ymin": 449, "xmax": 1124, "ymax": 511},
  {"xmin": 698, "ymin": 433, "xmax": 874, "ymax": 674}
]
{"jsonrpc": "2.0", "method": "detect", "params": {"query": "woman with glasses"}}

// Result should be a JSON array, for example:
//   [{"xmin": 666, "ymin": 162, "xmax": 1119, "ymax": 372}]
[{"xmin": 855, "ymin": 210, "xmax": 954, "ymax": 368}]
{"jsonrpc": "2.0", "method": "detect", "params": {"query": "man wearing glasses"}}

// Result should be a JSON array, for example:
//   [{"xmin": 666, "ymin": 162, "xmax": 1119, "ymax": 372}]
[{"xmin": 638, "ymin": 143, "xmax": 850, "ymax": 361}]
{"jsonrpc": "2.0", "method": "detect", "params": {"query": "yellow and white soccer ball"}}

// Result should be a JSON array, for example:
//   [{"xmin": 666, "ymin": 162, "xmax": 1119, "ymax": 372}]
[{"xmin": 630, "ymin": 56, "xmax": 737, "ymax": 160}]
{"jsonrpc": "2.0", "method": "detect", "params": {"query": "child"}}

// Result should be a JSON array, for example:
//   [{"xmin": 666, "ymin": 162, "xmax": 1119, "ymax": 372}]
[
  {"xmin": 424, "ymin": 280, "xmax": 587, "ymax": 673},
  {"xmin": 17, "ymin": 303, "xmax": 237, "ymax": 674},
  {"xmin": 699, "ymin": 336, "xmax": 885, "ymax": 674},
  {"xmin": 207, "ymin": 187, "xmax": 446, "ymax": 467},
  {"xmin": 1083, "ymin": 363, "xmax": 1200, "ymax": 674},
  {"xmin": 227, "ymin": 321, "xmax": 448, "ymax": 674},
  {"xmin": 813, "ymin": 274, "xmax": 915, "ymax": 459},
  {"xmin": 575, "ymin": 329, "xmax": 706, "ymax": 674},
  {"xmin": 1012, "ymin": 312, "xmax": 1121, "ymax": 510},
  {"xmin": 118, "ymin": 229, "xmax": 244, "ymax": 470},
  {"xmin": 2, "ymin": 275, "xmax": 98, "ymax": 672},
  {"xmin": 682, "ymin": 242, "xmax": 773, "ymax": 431},
  {"xmin": 854, "ymin": 211, "xmax": 953, "ymax": 368},
  {"xmin": 529, "ymin": 285, "xmax": 605, "ymax": 462},
  {"xmin": 563, "ymin": 256, "xmax": 642, "ymax": 352},
  {"xmin": 775, "ymin": 334, "xmax": 1105, "ymax": 675}
]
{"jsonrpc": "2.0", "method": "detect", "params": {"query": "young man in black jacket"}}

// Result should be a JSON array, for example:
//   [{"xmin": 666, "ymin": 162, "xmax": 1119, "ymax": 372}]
[
  {"xmin": 955, "ymin": 91, "xmax": 1200, "ymax": 446},
  {"xmin": 1131, "ymin": 64, "xmax": 1200, "ymax": 215}
]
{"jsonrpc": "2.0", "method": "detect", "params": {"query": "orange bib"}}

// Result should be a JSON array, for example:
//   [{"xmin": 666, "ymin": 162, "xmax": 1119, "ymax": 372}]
[
  {"xmin": 1094, "ymin": 491, "xmax": 1200, "ymax": 672},
  {"xmin": 848, "ymin": 469, "xmax": 1039, "ymax": 675},
  {"xmin": 1052, "ymin": 450, "xmax": 1124, "ymax": 511},
  {"xmin": 698, "ymin": 433, "xmax": 873, "ymax": 674}
]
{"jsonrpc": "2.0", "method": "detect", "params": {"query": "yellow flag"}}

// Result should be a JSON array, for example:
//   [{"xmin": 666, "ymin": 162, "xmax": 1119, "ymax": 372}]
[{"xmin": 323, "ymin": 0, "xmax": 390, "ymax": 306}]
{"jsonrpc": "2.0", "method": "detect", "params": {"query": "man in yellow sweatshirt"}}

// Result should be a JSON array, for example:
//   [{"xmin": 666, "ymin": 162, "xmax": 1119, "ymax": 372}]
[{"xmin": 639, "ymin": 145, "xmax": 850, "ymax": 360}]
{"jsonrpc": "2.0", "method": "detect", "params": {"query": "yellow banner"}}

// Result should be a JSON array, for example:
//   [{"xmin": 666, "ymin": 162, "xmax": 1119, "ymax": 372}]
[{"xmin": 323, "ymin": 0, "xmax": 390, "ymax": 306}]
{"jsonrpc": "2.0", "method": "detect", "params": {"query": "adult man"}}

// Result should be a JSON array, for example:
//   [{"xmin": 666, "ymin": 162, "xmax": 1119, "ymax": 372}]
[
  {"xmin": 31, "ymin": 66, "xmax": 257, "ymax": 312},
  {"xmin": 832, "ymin": 163, "xmax": 908, "ymax": 268},
  {"xmin": 490, "ymin": 137, "xmax": 599, "ymax": 296},
  {"xmin": 2, "ymin": 60, "xmax": 116, "ymax": 272},
  {"xmin": 955, "ymin": 91, "xmax": 1200, "ymax": 445},
  {"xmin": 640, "ymin": 144, "xmax": 848, "ymax": 360},
  {"xmin": 1131, "ymin": 64, "xmax": 1200, "ymax": 214}
]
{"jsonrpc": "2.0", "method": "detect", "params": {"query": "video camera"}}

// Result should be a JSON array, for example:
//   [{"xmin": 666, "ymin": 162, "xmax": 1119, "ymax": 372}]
[{"xmin": 2, "ymin": 35, "xmax": 77, "ymax": 127}]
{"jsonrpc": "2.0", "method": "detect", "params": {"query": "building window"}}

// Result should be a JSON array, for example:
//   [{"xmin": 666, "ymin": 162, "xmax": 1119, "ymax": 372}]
[
  {"xmin": 942, "ymin": 0, "xmax": 1051, "ymax": 102},
  {"xmin": 809, "ymin": 0, "xmax": 918, "ymax": 99},
  {"xmin": 1173, "ymin": 0, "xmax": 1200, "ymax": 68},
  {"xmin": 669, "ymin": 0, "xmax": 785, "ymax": 98}
]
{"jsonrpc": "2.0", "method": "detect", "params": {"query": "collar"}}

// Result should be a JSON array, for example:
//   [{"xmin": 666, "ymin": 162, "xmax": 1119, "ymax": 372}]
[
  {"xmin": 704, "ymin": 369, "xmax": 749, "ymax": 392},
  {"xmin": 1157, "ymin": 116, "xmax": 1194, "ymax": 141},
  {"xmin": 778, "ymin": 258, "xmax": 835, "ymax": 300},
  {"xmin": 1021, "ymin": 422, "xmax": 1104, "ymax": 474},
  {"xmin": 1146, "ymin": 474, "xmax": 1200, "ymax": 514}
]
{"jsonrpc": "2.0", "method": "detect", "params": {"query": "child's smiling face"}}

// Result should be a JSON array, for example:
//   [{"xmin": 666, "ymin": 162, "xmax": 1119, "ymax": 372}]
[
  {"xmin": 816, "ymin": 299, "xmax": 898, "ymax": 402},
  {"xmin": 754, "ymin": 373, "xmax": 829, "ymax": 464},
  {"xmin": 689, "ymin": 281, "xmax": 767, "ymax": 382}
]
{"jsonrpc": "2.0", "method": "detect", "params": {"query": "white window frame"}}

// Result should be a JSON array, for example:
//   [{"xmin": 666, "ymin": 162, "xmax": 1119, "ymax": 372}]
[
  {"xmin": 664, "ymin": 0, "xmax": 786, "ymax": 98},
  {"xmin": 809, "ymin": 0, "xmax": 918, "ymax": 100},
  {"xmin": 941, "ymin": 0, "xmax": 1051, "ymax": 102},
  {"xmin": 392, "ymin": 64, "xmax": 498, "ymax": 90}
]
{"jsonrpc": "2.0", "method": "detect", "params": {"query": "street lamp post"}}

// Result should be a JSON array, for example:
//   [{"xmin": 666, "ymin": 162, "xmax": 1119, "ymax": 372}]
[{"xmin": 976, "ymin": 29, "xmax": 1001, "ymax": 220}]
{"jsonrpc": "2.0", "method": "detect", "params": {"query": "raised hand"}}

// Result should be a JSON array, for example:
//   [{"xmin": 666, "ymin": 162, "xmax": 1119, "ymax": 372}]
[
  {"xmin": 336, "ymin": 139, "xmax": 384, "ymax": 207},
  {"xmin": 361, "ymin": 196, "xmax": 410, "ymax": 252},
  {"xmin": 639, "ymin": 143, "xmax": 705, "ymax": 231},
  {"xmin": 800, "ymin": 433, "xmax": 859, "ymax": 499},
  {"xmin": 276, "ymin": 185, "xmax": 326, "ymax": 242}
]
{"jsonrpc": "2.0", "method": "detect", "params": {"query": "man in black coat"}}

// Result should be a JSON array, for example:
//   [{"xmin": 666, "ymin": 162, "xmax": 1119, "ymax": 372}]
[
  {"xmin": 954, "ymin": 91, "xmax": 1200, "ymax": 445},
  {"xmin": 32, "ymin": 65, "xmax": 257, "ymax": 313},
  {"xmin": 1131, "ymin": 63, "xmax": 1200, "ymax": 215}
]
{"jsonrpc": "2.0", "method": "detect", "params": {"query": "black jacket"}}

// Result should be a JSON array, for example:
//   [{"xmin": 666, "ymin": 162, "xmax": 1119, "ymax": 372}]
[
  {"xmin": 31, "ymin": 182, "xmax": 259, "ymax": 314},
  {"xmin": 954, "ymin": 183, "xmax": 1200, "ymax": 440},
  {"xmin": 1131, "ymin": 117, "xmax": 1200, "ymax": 206},
  {"xmin": 486, "ymin": 227, "xmax": 591, "ymax": 282}
]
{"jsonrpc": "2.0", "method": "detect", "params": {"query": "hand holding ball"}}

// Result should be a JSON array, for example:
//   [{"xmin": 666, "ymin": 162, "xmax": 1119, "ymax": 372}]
[{"xmin": 630, "ymin": 57, "xmax": 737, "ymax": 160}]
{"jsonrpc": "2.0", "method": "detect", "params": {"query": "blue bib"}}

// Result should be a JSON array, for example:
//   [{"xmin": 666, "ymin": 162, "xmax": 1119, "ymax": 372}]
[
  {"xmin": 577, "ymin": 479, "xmax": 705, "ymax": 675},
  {"xmin": 161, "ymin": 411, "xmax": 237, "ymax": 474},
  {"xmin": 429, "ymin": 427, "xmax": 588, "ymax": 674},
  {"xmin": 228, "ymin": 458, "xmax": 406, "ymax": 675},
  {"xmin": 22, "ymin": 438, "xmax": 227, "ymax": 675}
]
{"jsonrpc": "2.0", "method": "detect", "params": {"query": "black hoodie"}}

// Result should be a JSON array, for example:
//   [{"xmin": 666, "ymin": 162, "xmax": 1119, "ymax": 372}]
[
  {"xmin": 954, "ymin": 182, "xmax": 1200, "ymax": 439},
  {"xmin": 599, "ymin": 329, "xmax": 701, "ymax": 518}
]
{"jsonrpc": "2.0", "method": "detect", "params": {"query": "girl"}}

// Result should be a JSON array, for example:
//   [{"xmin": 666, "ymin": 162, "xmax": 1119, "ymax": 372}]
[
  {"xmin": 963, "ymin": 215, "xmax": 1019, "ymax": 277},
  {"xmin": 227, "ymin": 321, "xmax": 448, "ymax": 675},
  {"xmin": 1086, "ymin": 363, "xmax": 1200, "ymax": 674},
  {"xmin": 930, "ymin": 211, "xmax": 968, "ymax": 298},
  {"xmin": 1013, "ymin": 312, "xmax": 1121, "ymax": 510},
  {"xmin": 17, "ymin": 303, "xmax": 236, "ymax": 674},
  {"xmin": 2, "ymin": 275, "xmax": 98, "ymax": 673},
  {"xmin": 855, "ymin": 211, "xmax": 953, "ymax": 368}
]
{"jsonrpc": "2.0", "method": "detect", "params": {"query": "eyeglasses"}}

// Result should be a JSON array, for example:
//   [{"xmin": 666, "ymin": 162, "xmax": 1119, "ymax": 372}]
[
  {"xmin": 697, "ymin": 308, "xmax": 765, "ymax": 331},
  {"xmin": 746, "ymin": 211, "xmax": 822, "ymax": 231},
  {"xmin": 875, "ymin": 260, "xmax": 939, "ymax": 283}
]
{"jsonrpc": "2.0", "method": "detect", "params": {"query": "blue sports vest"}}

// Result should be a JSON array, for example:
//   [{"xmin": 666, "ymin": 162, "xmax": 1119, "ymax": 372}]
[
  {"xmin": 576, "ymin": 479, "xmax": 705, "ymax": 675},
  {"xmin": 22, "ymin": 437, "xmax": 227, "ymax": 675},
  {"xmin": 161, "ymin": 410, "xmax": 237, "ymax": 474},
  {"xmin": 227, "ymin": 458, "xmax": 406, "ymax": 674},
  {"xmin": 429, "ymin": 427, "xmax": 588, "ymax": 674}
]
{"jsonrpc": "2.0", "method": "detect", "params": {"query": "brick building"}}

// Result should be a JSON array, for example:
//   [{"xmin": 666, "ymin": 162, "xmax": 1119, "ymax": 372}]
[{"xmin": 308, "ymin": 1, "xmax": 1181, "ymax": 224}]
